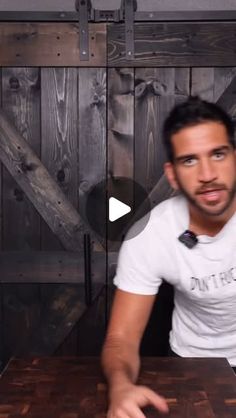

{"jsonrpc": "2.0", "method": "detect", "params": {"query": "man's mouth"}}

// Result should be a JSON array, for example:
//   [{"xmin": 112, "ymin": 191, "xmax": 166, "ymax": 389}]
[
  {"xmin": 197, "ymin": 188, "xmax": 226, "ymax": 202},
  {"xmin": 199, "ymin": 188, "xmax": 223, "ymax": 194}
]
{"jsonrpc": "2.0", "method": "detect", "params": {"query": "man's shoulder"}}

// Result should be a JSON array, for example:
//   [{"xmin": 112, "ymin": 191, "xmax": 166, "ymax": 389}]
[
  {"xmin": 125, "ymin": 194, "xmax": 187, "ymax": 243},
  {"xmin": 150, "ymin": 194, "xmax": 186, "ymax": 222}
]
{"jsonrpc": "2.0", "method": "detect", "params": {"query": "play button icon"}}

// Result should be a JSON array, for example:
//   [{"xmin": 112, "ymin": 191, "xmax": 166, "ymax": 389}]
[
  {"xmin": 85, "ymin": 176, "xmax": 151, "ymax": 243},
  {"xmin": 109, "ymin": 197, "xmax": 131, "ymax": 222}
]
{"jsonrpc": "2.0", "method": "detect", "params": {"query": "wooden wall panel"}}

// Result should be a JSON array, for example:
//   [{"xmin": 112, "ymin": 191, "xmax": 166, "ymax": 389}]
[
  {"xmin": 108, "ymin": 68, "xmax": 134, "ymax": 179},
  {"xmin": 106, "ymin": 68, "xmax": 134, "ymax": 317},
  {"xmin": 78, "ymin": 68, "xmax": 106, "ymax": 248},
  {"xmin": 135, "ymin": 68, "xmax": 174, "ymax": 190},
  {"xmin": 108, "ymin": 23, "xmax": 236, "ymax": 67},
  {"xmin": 191, "ymin": 68, "xmax": 215, "ymax": 102},
  {"xmin": 191, "ymin": 67, "xmax": 236, "ymax": 109},
  {"xmin": 0, "ymin": 23, "xmax": 106, "ymax": 67},
  {"xmin": 107, "ymin": 68, "xmax": 134, "ymax": 251},
  {"xmin": 0, "ymin": 37, "xmax": 234, "ymax": 362},
  {"xmin": 0, "ymin": 251, "xmax": 106, "ymax": 284},
  {"xmin": 192, "ymin": 68, "xmax": 236, "ymax": 144},
  {"xmin": 2, "ymin": 68, "xmax": 41, "ymax": 249},
  {"xmin": 134, "ymin": 68, "xmax": 190, "ymax": 203},
  {"xmin": 41, "ymin": 68, "xmax": 78, "ymax": 250},
  {"xmin": 76, "ymin": 68, "xmax": 107, "ymax": 355},
  {"xmin": 40, "ymin": 68, "xmax": 79, "ymax": 354},
  {"xmin": 1, "ymin": 68, "xmax": 41, "ymax": 364},
  {"xmin": 214, "ymin": 68, "xmax": 236, "ymax": 103}
]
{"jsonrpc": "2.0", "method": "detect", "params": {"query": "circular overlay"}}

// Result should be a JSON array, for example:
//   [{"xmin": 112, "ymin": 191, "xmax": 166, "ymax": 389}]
[{"xmin": 85, "ymin": 176, "xmax": 151, "ymax": 243}]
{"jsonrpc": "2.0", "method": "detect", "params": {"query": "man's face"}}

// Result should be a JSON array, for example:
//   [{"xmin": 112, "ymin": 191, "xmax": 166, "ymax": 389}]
[{"xmin": 164, "ymin": 121, "xmax": 236, "ymax": 218}]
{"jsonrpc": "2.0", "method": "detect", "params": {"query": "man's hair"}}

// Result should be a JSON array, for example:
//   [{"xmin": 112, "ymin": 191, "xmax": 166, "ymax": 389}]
[{"xmin": 162, "ymin": 96, "xmax": 235, "ymax": 162}]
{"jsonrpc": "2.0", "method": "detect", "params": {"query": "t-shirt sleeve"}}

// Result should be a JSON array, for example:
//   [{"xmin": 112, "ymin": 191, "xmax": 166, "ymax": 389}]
[{"xmin": 113, "ymin": 226, "xmax": 164, "ymax": 295}]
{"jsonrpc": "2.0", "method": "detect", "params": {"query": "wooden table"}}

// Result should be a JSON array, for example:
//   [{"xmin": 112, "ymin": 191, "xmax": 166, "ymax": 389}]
[{"xmin": 0, "ymin": 357, "xmax": 236, "ymax": 417}]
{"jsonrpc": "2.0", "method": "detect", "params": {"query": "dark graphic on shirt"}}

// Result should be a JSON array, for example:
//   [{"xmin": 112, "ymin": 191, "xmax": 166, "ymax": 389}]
[{"xmin": 190, "ymin": 267, "xmax": 236, "ymax": 292}]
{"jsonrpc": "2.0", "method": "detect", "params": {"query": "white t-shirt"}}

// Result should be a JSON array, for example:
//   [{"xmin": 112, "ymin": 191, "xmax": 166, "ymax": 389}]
[{"xmin": 114, "ymin": 195, "xmax": 236, "ymax": 366}]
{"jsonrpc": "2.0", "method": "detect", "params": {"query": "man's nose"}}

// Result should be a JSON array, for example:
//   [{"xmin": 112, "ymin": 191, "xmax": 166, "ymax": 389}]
[{"xmin": 198, "ymin": 159, "xmax": 217, "ymax": 183}]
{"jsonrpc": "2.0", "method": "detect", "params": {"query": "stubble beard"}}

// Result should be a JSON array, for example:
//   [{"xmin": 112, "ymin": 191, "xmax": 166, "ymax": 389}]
[{"xmin": 177, "ymin": 180, "xmax": 236, "ymax": 217}]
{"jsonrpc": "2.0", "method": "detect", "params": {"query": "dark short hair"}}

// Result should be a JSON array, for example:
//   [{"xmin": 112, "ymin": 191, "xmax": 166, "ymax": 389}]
[{"xmin": 162, "ymin": 96, "xmax": 235, "ymax": 162}]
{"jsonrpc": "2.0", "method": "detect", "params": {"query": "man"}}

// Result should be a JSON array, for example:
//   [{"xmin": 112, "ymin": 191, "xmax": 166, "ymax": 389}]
[{"xmin": 101, "ymin": 96, "xmax": 236, "ymax": 417}]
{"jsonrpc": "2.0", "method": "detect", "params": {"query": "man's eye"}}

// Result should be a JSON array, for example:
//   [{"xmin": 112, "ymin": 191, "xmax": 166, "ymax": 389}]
[
  {"xmin": 183, "ymin": 158, "xmax": 197, "ymax": 166},
  {"xmin": 212, "ymin": 152, "xmax": 225, "ymax": 160}
]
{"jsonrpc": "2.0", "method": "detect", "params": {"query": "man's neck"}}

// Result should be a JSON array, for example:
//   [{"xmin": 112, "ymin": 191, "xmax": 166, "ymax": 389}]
[{"xmin": 188, "ymin": 199, "xmax": 236, "ymax": 237}]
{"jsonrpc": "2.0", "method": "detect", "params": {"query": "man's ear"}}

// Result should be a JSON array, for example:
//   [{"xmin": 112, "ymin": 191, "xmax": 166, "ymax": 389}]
[{"xmin": 164, "ymin": 162, "xmax": 179, "ymax": 191}]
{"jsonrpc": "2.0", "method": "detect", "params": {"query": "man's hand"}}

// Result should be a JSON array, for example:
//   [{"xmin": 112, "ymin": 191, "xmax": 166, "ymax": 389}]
[{"xmin": 107, "ymin": 382, "xmax": 169, "ymax": 417}]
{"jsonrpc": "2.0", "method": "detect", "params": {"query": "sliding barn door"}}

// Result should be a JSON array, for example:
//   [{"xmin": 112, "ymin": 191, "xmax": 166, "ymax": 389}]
[{"xmin": 0, "ymin": 65, "xmax": 236, "ymax": 366}]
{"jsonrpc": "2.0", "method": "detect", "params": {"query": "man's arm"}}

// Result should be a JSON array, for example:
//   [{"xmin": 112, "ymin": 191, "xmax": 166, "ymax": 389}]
[{"xmin": 101, "ymin": 289, "xmax": 169, "ymax": 418}]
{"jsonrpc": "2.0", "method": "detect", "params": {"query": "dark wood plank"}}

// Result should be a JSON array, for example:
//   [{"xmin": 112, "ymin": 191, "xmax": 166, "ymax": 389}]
[
  {"xmin": 107, "ymin": 68, "xmax": 134, "ymax": 315},
  {"xmin": 0, "ymin": 251, "xmax": 107, "ymax": 284},
  {"xmin": 214, "ymin": 68, "xmax": 236, "ymax": 102},
  {"xmin": 175, "ymin": 68, "xmax": 191, "ymax": 105},
  {"xmin": 1, "ymin": 68, "xmax": 41, "ymax": 250},
  {"xmin": 191, "ymin": 67, "xmax": 236, "ymax": 101},
  {"xmin": 18, "ymin": 285, "xmax": 104, "ymax": 356},
  {"xmin": 191, "ymin": 67, "xmax": 236, "ymax": 120},
  {"xmin": 40, "ymin": 67, "xmax": 80, "ymax": 355},
  {"xmin": 0, "ymin": 357, "xmax": 236, "ymax": 417},
  {"xmin": 107, "ymin": 68, "xmax": 134, "ymax": 254},
  {"xmin": 1, "ymin": 68, "xmax": 41, "ymax": 370},
  {"xmin": 41, "ymin": 68, "xmax": 78, "ymax": 250},
  {"xmin": 108, "ymin": 68, "xmax": 134, "ymax": 179},
  {"xmin": 72, "ymin": 285, "xmax": 107, "ymax": 356},
  {"xmin": 39, "ymin": 68, "xmax": 107, "ymax": 356},
  {"xmin": 76, "ymin": 68, "xmax": 107, "ymax": 355},
  {"xmin": 134, "ymin": 68, "xmax": 189, "ymax": 203},
  {"xmin": 135, "ymin": 68, "xmax": 174, "ymax": 189},
  {"xmin": 191, "ymin": 68, "xmax": 215, "ymax": 101},
  {"xmin": 108, "ymin": 23, "xmax": 236, "ymax": 67},
  {"xmin": 78, "ymin": 68, "xmax": 107, "ymax": 250},
  {"xmin": 0, "ymin": 23, "xmax": 106, "ymax": 66},
  {"xmin": 216, "ymin": 75, "xmax": 236, "ymax": 119},
  {"xmin": 0, "ymin": 108, "xmax": 85, "ymax": 252}
]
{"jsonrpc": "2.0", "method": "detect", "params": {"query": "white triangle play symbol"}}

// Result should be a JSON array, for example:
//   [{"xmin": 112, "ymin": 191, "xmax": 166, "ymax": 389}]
[{"xmin": 109, "ymin": 197, "xmax": 131, "ymax": 222}]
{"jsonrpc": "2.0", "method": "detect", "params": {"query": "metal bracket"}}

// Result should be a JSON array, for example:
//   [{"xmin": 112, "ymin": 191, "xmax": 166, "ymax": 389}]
[
  {"xmin": 124, "ymin": 0, "xmax": 136, "ymax": 60},
  {"xmin": 92, "ymin": 8, "xmax": 123, "ymax": 22},
  {"xmin": 75, "ymin": 0, "xmax": 91, "ymax": 61}
]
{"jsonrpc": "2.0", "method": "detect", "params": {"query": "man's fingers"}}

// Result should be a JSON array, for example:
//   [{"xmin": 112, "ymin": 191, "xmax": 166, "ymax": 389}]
[
  {"xmin": 108, "ymin": 406, "xmax": 145, "ymax": 418},
  {"xmin": 142, "ymin": 387, "xmax": 169, "ymax": 413},
  {"xmin": 107, "ymin": 385, "xmax": 169, "ymax": 417},
  {"xmin": 130, "ymin": 405, "xmax": 146, "ymax": 418}
]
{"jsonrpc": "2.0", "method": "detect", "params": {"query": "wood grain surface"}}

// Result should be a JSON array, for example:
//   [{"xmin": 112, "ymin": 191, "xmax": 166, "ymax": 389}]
[
  {"xmin": 1, "ymin": 68, "xmax": 41, "ymax": 371},
  {"xmin": 0, "ymin": 23, "xmax": 106, "ymax": 67},
  {"xmin": 76, "ymin": 67, "xmax": 107, "ymax": 355},
  {"xmin": 78, "ymin": 67, "xmax": 106, "ymax": 250},
  {"xmin": 107, "ymin": 67, "xmax": 134, "ymax": 253},
  {"xmin": 0, "ymin": 357, "xmax": 236, "ymax": 417},
  {"xmin": 0, "ymin": 109, "xmax": 84, "ymax": 252},
  {"xmin": 108, "ymin": 23, "xmax": 236, "ymax": 67},
  {"xmin": 41, "ymin": 67, "xmax": 78, "ymax": 250},
  {"xmin": 0, "ymin": 251, "xmax": 107, "ymax": 284},
  {"xmin": 2, "ymin": 68, "xmax": 41, "ymax": 251}
]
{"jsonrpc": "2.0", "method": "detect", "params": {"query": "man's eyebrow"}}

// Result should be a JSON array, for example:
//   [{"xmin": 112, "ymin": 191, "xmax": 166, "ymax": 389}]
[
  {"xmin": 174, "ymin": 145, "xmax": 231, "ymax": 163},
  {"xmin": 174, "ymin": 154, "xmax": 196, "ymax": 163},
  {"xmin": 211, "ymin": 145, "xmax": 231, "ymax": 153}
]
